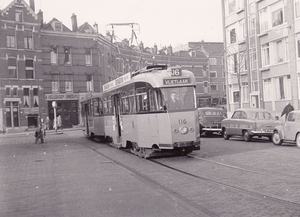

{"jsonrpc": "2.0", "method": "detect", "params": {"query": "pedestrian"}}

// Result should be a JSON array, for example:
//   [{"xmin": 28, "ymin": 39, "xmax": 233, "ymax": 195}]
[
  {"xmin": 281, "ymin": 102, "xmax": 294, "ymax": 120},
  {"xmin": 34, "ymin": 123, "xmax": 44, "ymax": 144},
  {"xmin": 45, "ymin": 117, "xmax": 50, "ymax": 130},
  {"xmin": 56, "ymin": 115, "xmax": 62, "ymax": 132}
]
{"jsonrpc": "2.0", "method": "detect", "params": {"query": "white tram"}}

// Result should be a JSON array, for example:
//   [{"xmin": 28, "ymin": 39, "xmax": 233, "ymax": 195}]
[{"xmin": 81, "ymin": 65, "xmax": 200, "ymax": 158}]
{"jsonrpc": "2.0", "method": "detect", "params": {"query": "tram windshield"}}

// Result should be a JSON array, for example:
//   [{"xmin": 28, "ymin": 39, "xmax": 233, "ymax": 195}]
[{"xmin": 161, "ymin": 87, "xmax": 196, "ymax": 111}]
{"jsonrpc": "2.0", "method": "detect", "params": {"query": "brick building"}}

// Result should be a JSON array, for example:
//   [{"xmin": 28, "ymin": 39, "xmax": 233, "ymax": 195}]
[{"xmin": 0, "ymin": 0, "xmax": 225, "ymax": 133}]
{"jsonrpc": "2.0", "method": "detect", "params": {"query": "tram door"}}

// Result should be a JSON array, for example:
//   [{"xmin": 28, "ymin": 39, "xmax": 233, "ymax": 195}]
[
  {"xmin": 113, "ymin": 94, "xmax": 122, "ymax": 138},
  {"xmin": 84, "ymin": 103, "xmax": 89, "ymax": 136}
]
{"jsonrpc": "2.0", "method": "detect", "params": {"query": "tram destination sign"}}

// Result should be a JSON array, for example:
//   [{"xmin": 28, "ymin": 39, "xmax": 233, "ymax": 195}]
[
  {"xmin": 103, "ymin": 72, "xmax": 131, "ymax": 91},
  {"xmin": 163, "ymin": 78, "xmax": 190, "ymax": 85}
]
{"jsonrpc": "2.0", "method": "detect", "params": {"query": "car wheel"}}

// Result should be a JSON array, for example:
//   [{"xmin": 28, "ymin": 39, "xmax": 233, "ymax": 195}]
[
  {"xmin": 272, "ymin": 131, "xmax": 283, "ymax": 146},
  {"xmin": 223, "ymin": 128, "xmax": 230, "ymax": 140},
  {"xmin": 243, "ymin": 131, "xmax": 252, "ymax": 142},
  {"xmin": 296, "ymin": 133, "xmax": 300, "ymax": 148}
]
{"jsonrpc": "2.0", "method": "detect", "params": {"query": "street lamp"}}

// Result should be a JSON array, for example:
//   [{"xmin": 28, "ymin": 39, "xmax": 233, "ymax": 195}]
[{"xmin": 52, "ymin": 101, "xmax": 57, "ymax": 130}]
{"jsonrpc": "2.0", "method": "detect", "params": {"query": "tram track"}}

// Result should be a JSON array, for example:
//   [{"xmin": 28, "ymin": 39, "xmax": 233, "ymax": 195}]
[
  {"xmin": 150, "ymin": 156, "xmax": 300, "ymax": 208},
  {"xmin": 82, "ymin": 136, "xmax": 300, "ymax": 215}
]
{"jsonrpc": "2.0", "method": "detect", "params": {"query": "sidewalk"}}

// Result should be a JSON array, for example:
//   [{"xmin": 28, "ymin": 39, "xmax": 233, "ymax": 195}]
[{"xmin": 0, "ymin": 126, "xmax": 85, "ymax": 138}]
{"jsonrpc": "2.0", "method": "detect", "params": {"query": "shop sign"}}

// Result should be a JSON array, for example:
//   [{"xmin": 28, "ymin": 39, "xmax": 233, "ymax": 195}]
[{"xmin": 45, "ymin": 94, "xmax": 79, "ymax": 101}]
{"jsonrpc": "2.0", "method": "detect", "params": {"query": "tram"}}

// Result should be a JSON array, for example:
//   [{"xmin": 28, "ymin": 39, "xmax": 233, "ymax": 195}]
[{"xmin": 81, "ymin": 65, "xmax": 200, "ymax": 158}]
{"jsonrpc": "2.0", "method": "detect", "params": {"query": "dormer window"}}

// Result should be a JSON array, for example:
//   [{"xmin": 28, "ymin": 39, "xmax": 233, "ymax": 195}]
[
  {"xmin": 52, "ymin": 21, "xmax": 62, "ymax": 31},
  {"xmin": 15, "ymin": 8, "xmax": 23, "ymax": 22}
]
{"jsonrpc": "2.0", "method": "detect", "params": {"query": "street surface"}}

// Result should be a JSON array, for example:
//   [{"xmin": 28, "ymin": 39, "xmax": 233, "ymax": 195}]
[{"xmin": 1, "ymin": 130, "xmax": 300, "ymax": 217}]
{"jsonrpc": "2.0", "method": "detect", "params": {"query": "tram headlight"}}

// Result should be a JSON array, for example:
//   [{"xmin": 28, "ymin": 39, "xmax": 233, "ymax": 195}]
[{"xmin": 179, "ymin": 127, "xmax": 188, "ymax": 134}]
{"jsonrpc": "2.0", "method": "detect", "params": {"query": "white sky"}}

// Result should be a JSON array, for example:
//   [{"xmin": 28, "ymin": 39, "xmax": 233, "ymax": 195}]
[{"xmin": 0, "ymin": 0, "xmax": 224, "ymax": 48}]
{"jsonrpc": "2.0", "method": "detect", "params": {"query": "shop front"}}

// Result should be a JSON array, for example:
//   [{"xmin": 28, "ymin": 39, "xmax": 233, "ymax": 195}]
[{"xmin": 45, "ymin": 93, "xmax": 79, "ymax": 129}]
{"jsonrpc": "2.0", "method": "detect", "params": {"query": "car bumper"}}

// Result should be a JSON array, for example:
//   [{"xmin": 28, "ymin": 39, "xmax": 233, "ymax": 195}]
[
  {"xmin": 202, "ymin": 127, "xmax": 222, "ymax": 133},
  {"xmin": 251, "ymin": 130, "xmax": 273, "ymax": 136}
]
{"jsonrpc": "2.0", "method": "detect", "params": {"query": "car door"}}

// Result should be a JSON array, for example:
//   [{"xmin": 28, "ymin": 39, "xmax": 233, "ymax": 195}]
[
  {"xmin": 227, "ymin": 111, "xmax": 240, "ymax": 135},
  {"xmin": 284, "ymin": 112, "xmax": 297, "ymax": 140}
]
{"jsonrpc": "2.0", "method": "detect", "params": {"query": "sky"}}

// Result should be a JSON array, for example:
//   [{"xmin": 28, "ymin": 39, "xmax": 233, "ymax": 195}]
[{"xmin": 0, "ymin": 0, "xmax": 224, "ymax": 48}]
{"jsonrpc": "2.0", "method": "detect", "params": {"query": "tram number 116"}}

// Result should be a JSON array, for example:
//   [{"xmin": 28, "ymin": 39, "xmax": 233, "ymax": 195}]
[{"xmin": 178, "ymin": 119, "xmax": 187, "ymax": 124}]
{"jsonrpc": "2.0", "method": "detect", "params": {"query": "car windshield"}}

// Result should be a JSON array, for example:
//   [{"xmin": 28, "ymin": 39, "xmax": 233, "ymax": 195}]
[
  {"xmin": 248, "ymin": 111, "xmax": 273, "ymax": 120},
  {"xmin": 161, "ymin": 87, "xmax": 196, "ymax": 111},
  {"xmin": 203, "ymin": 110, "xmax": 223, "ymax": 116}
]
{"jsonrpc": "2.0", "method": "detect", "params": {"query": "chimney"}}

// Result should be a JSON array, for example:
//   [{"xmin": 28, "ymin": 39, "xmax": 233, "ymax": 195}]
[
  {"xmin": 71, "ymin": 13, "xmax": 78, "ymax": 32},
  {"xmin": 29, "ymin": 0, "xmax": 35, "ymax": 12},
  {"xmin": 139, "ymin": 41, "xmax": 144, "ymax": 52},
  {"xmin": 93, "ymin": 23, "xmax": 98, "ymax": 33},
  {"xmin": 153, "ymin": 44, "xmax": 158, "ymax": 55},
  {"xmin": 167, "ymin": 44, "xmax": 172, "ymax": 55},
  {"xmin": 37, "ymin": 10, "xmax": 43, "ymax": 28}
]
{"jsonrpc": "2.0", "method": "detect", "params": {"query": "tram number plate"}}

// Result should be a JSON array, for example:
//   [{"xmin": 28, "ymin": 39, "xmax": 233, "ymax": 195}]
[{"xmin": 178, "ymin": 119, "xmax": 187, "ymax": 124}]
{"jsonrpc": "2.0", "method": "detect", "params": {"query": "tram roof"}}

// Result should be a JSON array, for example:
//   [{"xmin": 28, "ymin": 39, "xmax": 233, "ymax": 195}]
[{"xmin": 102, "ymin": 65, "xmax": 196, "ymax": 93}]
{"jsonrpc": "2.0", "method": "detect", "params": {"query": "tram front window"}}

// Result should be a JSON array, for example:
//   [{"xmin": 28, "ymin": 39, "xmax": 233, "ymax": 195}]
[{"xmin": 161, "ymin": 87, "xmax": 195, "ymax": 111}]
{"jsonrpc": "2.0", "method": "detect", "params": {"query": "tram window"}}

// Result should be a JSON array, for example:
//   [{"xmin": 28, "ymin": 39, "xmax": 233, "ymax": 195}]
[
  {"xmin": 121, "ymin": 92, "xmax": 130, "ymax": 113},
  {"xmin": 94, "ymin": 100, "xmax": 100, "ymax": 116},
  {"xmin": 148, "ymin": 88, "xmax": 157, "ymax": 111},
  {"xmin": 161, "ymin": 87, "xmax": 195, "ymax": 111},
  {"xmin": 128, "ymin": 89, "xmax": 136, "ymax": 113},
  {"xmin": 136, "ymin": 87, "xmax": 148, "ymax": 112}
]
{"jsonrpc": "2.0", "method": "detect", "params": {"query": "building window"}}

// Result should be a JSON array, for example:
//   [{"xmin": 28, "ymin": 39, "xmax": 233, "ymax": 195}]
[
  {"xmin": 23, "ymin": 88, "xmax": 30, "ymax": 107},
  {"xmin": 25, "ymin": 59, "xmax": 34, "ymax": 79},
  {"xmin": 209, "ymin": 58, "xmax": 217, "ymax": 65},
  {"xmin": 209, "ymin": 71, "xmax": 217, "ymax": 78},
  {"xmin": 261, "ymin": 43, "xmax": 270, "ymax": 66},
  {"xmin": 65, "ymin": 75, "xmax": 73, "ymax": 92},
  {"xmin": 238, "ymin": 20, "xmax": 245, "ymax": 41},
  {"xmin": 33, "ymin": 88, "xmax": 39, "ymax": 107},
  {"xmin": 6, "ymin": 87, "xmax": 11, "ymax": 96},
  {"xmin": 24, "ymin": 36, "xmax": 33, "ymax": 49},
  {"xmin": 228, "ymin": 0, "xmax": 236, "ymax": 14},
  {"xmin": 233, "ymin": 91, "xmax": 240, "ymax": 103},
  {"xmin": 8, "ymin": 58, "xmax": 17, "ymax": 78},
  {"xmin": 272, "ymin": 8, "xmax": 283, "ymax": 27},
  {"xmin": 259, "ymin": 8, "xmax": 268, "ymax": 32},
  {"xmin": 12, "ymin": 87, "xmax": 18, "ymax": 96},
  {"xmin": 263, "ymin": 78, "xmax": 272, "ymax": 101},
  {"xmin": 296, "ymin": 0, "xmax": 300, "ymax": 19},
  {"xmin": 274, "ymin": 39, "xmax": 284, "ymax": 63},
  {"xmin": 210, "ymin": 83, "xmax": 218, "ymax": 91},
  {"xmin": 230, "ymin": 28, "xmax": 236, "ymax": 44},
  {"xmin": 276, "ymin": 76, "xmax": 291, "ymax": 100},
  {"xmin": 50, "ymin": 46, "xmax": 58, "ymax": 64},
  {"xmin": 233, "ymin": 53, "xmax": 238, "ymax": 73},
  {"xmin": 203, "ymin": 81, "xmax": 208, "ymax": 94},
  {"xmin": 87, "ymin": 75, "xmax": 94, "ymax": 92},
  {"xmin": 85, "ymin": 48, "xmax": 92, "ymax": 65},
  {"xmin": 52, "ymin": 75, "xmax": 59, "ymax": 92},
  {"xmin": 242, "ymin": 82, "xmax": 249, "ymax": 103},
  {"xmin": 64, "ymin": 47, "xmax": 71, "ymax": 64},
  {"xmin": 15, "ymin": 8, "xmax": 23, "ymax": 22},
  {"xmin": 6, "ymin": 35, "xmax": 15, "ymax": 48}
]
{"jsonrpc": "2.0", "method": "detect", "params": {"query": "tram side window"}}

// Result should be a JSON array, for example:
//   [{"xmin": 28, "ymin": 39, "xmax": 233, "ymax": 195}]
[
  {"xmin": 136, "ymin": 86, "xmax": 148, "ymax": 112},
  {"xmin": 93, "ymin": 99, "xmax": 103, "ymax": 116},
  {"xmin": 121, "ymin": 92, "xmax": 130, "ymax": 114},
  {"xmin": 128, "ymin": 88, "xmax": 136, "ymax": 113},
  {"xmin": 148, "ymin": 88, "xmax": 157, "ymax": 111},
  {"xmin": 103, "ymin": 97, "xmax": 112, "ymax": 115}
]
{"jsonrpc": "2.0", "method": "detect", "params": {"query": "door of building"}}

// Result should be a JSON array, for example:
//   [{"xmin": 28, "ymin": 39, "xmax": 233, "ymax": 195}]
[{"xmin": 5, "ymin": 101, "xmax": 19, "ymax": 128}]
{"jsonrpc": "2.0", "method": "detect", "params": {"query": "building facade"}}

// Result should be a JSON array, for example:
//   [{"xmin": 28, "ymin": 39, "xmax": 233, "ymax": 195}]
[
  {"xmin": 0, "ymin": 0, "xmax": 225, "ymax": 132},
  {"xmin": 222, "ymin": 0, "xmax": 300, "ymax": 117}
]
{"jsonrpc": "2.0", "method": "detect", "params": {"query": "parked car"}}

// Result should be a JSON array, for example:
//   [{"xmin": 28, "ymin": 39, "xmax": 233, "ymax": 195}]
[
  {"xmin": 272, "ymin": 110, "xmax": 300, "ymax": 147},
  {"xmin": 221, "ymin": 108, "xmax": 276, "ymax": 142},
  {"xmin": 198, "ymin": 107, "xmax": 226, "ymax": 135}
]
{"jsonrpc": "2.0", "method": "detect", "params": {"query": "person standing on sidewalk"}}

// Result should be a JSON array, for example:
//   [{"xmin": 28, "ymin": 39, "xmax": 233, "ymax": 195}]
[{"xmin": 56, "ymin": 115, "xmax": 62, "ymax": 132}]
